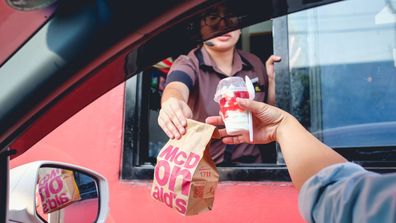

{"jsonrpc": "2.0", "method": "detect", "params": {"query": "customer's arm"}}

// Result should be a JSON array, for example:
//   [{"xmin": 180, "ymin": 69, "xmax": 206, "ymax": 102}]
[
  {"xmin": 206, "ymin": 99, "xmax": 346, "ymax": 189},
  {"xmin": 275, "ymin": 111, "xmax": 347, "ymax": 189},
  {"xmin": 207, "ymin": 99, "xmax": 396, "ymax": 223}
]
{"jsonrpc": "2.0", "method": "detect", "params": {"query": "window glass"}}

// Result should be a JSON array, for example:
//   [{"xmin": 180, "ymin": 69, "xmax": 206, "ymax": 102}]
[
  {"xmin": 288, "ymin": 0, "xmax": 396, "ymax": 147},
  {"xmin": 147, "ymin": 60, "xmax": 172, "ymax": 163},
  {"xmin": 241, "ymin": 20, "xmax": 273, "ymax": 63}
]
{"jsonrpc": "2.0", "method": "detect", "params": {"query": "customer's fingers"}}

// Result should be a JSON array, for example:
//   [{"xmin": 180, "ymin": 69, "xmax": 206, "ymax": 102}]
[
  {"xmin": 222, "ymin": 135, "xmax": 247, "ymax": 144},
  {"xmin": 236, "ymin": 98, "xmax": 267, "ymax": 114},
  {"xmin": 205, "ymin": 116, "xmax": 224, "ymax": 126}
]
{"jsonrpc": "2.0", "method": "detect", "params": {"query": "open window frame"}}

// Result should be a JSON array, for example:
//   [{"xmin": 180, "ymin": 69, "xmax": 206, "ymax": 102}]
[{"xmin": 121, "ymin": 0, "xmax": 396, "ymax": 181}]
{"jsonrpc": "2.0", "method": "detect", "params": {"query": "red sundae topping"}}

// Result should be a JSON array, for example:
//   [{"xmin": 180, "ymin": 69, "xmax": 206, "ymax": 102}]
[{"xmin": 219, "ymin": 91, "xmax": 249, "ymax": 118}]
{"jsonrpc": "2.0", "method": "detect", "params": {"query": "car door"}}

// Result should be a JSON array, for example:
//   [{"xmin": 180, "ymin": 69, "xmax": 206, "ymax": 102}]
[{"xmin": 5, "ymin": 0, "xmax": 395, "ymax": 222}]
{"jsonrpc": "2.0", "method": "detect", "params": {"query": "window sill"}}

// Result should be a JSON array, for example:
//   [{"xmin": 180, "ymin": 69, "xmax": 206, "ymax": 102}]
[
  {"xmin": 123, "ymin": 163, "xmax": 396, "ymax": 181},
  {"xmin": 124, "ymin": 164, "xmax": 291, "ymax": 181}
]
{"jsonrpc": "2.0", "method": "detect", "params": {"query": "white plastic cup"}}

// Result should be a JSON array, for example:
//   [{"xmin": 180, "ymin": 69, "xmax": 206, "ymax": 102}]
[{"xmin": 214, "ymin": 77, "xmax": 250, "ymax": 135}]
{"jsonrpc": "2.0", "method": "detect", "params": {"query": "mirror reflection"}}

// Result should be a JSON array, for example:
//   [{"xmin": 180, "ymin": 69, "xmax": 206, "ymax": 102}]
[{"xmin": 36, "ymin": 167, "xmax": 99, "ymax": 223}]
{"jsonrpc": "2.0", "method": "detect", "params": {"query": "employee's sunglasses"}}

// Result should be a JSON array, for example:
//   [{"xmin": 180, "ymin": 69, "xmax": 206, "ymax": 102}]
[{"xmin": 202, "ymin": 14, "xmax": 240, "ymax": 27}]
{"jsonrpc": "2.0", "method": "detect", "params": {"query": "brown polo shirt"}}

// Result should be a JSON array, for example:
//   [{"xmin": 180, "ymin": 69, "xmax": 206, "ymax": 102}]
[{"xmin": 165, "ymin": 46, "xmax": 269, "ymax": 164}]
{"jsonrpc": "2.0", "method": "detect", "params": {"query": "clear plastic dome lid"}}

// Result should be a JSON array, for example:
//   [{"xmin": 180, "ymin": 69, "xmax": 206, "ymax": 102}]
[{"xmin": 214, "ymin": 76, "xmax": 247, "ymax": 103}]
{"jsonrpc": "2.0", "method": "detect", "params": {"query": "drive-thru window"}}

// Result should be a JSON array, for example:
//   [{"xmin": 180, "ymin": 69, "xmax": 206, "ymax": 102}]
[{"xmin": 121, "ymin": 0, "xmax": 396, "ymax": 181}]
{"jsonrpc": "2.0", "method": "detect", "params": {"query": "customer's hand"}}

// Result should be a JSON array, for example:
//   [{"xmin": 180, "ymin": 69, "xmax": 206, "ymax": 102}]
[
  {"xmin": 158, "ymin": 97, "xmax": 192, "ymax": 139},
  {"xmin": 206, "ymin": 98, "xmax": 288, "ymax": 144}
]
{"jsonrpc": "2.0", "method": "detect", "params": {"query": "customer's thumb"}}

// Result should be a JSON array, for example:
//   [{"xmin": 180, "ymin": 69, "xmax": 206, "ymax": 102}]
[{"xmin": 236, "ymin": 98, "xmax": 265, "ymax": 114}]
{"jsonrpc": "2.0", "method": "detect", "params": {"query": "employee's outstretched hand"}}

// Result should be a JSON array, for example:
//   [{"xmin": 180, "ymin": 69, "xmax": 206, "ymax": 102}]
[
  {"xmin": 158, "ymin": 97, "xmax": 192, "ymax": 139},
  {"xmin": 206, "ymin": 98, "xmax": 288, "ymax": 145}
]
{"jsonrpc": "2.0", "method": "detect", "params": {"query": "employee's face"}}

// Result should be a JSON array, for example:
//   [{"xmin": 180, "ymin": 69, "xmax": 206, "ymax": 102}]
[
  {"xmin": 204, "ymin": 29, "xmax": 241, "ymax": 51},
  {"xmin": 200, "ymin": 5, "xmax": 240, "ymax": 51}
]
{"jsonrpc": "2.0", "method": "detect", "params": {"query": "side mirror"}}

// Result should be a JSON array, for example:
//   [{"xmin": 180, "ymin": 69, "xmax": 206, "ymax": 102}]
[{"xmin": 9, "ymin": 161, "xmax": 109, "ymax": 223}]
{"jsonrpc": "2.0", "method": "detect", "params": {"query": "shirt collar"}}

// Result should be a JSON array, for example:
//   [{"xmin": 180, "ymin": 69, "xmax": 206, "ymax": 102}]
[{"xmin": 194, "ymin": 47, "xmax": 253, "ymax": 75}]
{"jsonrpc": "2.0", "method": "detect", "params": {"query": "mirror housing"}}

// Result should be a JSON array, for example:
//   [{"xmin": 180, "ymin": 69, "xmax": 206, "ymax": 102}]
[{"xmin": 9, "ymin": 161, "xmax": 109, "ymax": 223}]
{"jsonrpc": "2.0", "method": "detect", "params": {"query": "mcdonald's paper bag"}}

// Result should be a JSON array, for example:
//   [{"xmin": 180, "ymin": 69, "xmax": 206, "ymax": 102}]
[
  {"xmin": 37, "ymin": 168, "xmax": 81, "ymax": 213},
  {"xmin": 151, "ymin": 119, "xmax": 219, "ymax": 215}
]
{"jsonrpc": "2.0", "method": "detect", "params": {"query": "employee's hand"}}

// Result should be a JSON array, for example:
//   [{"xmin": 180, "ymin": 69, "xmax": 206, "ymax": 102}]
[
  {"xmin": 206, "ymin": 98, "xmax": 288, "ymax": 144},
  {"xmin": 158, "ymin": 97, "xmax": 193, "ymax": 139},
  {"xmin": 265, "ymin": 55, "xmax": 281, "ymax": 83}
]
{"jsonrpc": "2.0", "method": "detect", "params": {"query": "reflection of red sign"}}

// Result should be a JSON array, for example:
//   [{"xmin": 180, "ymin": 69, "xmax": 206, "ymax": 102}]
[
  {"xmin": 153, "ymin": 57, "xmax": 173, "ymax": 74},
  {"xmin": 38, "ymin": 169, "xmax": 81, "ymax": 213}
]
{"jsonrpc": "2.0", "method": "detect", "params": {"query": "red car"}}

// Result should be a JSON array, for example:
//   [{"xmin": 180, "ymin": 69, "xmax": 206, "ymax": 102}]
[{"xmin": 1, "ymin": 0, "xmax": 395, "ymax": 222}]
